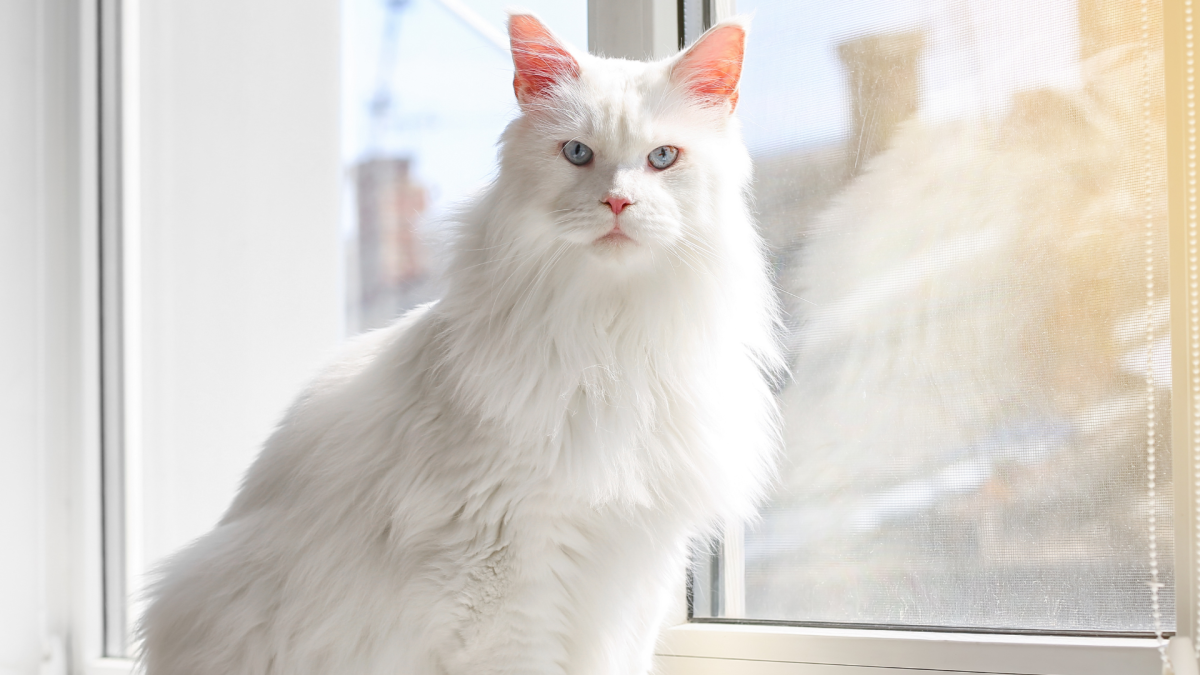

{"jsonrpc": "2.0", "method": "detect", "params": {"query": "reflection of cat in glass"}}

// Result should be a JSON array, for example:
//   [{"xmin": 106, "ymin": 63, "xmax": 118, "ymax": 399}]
[
  {"xmin": 760, "ymin": 43, "xmax": 1168, "ymax": 627},
  {"xmin": 139, "ymin": 15, "xmax": 782, "ymax": 675}
]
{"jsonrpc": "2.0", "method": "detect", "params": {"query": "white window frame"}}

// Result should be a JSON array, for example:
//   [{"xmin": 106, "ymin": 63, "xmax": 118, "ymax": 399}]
[
  {"xmin": 58, "ymin": 0, "xmax": 1193, "ymax": 674},
  {"xmin": 73, "ymin": 0, "xmax": 342, "ymax": 673}
]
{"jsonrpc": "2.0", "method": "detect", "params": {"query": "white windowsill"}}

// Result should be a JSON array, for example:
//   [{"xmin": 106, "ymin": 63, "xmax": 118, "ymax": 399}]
[
  {"xmin": 87, "ymin": 658, "xmax": 134, "ymax": 675},
  {"xmin": 656, "ymin": 622, "xmax": 1163, "ymax": 675},
  {"xmin": 88, "ymin": 626, "xmax": 1162, "ymax": 675}
]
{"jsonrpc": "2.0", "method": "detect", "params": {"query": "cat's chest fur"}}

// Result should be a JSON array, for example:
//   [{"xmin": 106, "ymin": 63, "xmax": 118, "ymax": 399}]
[{"xmin": 398, "ymin": 304, "xmax": 719, "ymax": 513}]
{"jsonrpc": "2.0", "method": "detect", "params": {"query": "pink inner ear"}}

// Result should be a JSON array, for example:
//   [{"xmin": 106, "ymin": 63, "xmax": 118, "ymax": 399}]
[
  {"xmin": 674, "ymin": 24, "xmax": 746, "ymax": 109},
  {"xmin": 509, "ymin": 15, "xmax": 580, "ymax": 103}
]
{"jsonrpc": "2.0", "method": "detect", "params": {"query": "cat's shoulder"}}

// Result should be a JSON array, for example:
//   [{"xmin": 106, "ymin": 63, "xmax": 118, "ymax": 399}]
[
  {"xmin": 270, "ymin": 301, "xmax": 442, "ymax": 433},
  {"xmin": 313, "ymin": 302, "xmax": 437, "ymax": 391},
  {"xmin": 219, "ymin": 302, "xmax": 441, "ymax": 522}
]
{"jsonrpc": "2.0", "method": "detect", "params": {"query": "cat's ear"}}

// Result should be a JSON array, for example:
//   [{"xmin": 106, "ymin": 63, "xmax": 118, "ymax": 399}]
[
  {"xmin": 509, "ymin": 14, "xmax": 580, "ymax": 106},
  {"xmin": 670, "ymin": 19, "xmax": 747, "ymax": 112}
]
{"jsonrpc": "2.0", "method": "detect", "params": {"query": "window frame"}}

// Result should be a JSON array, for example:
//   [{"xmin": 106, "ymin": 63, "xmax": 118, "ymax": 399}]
[
  {"xmin": 600, "ymin": 0, "xmax": 1196, "ymax": 674},
  {"xmin": 80, "ymin": 0, "xmax": 343, "ymax": 672},
  {"xmin": 74, "ymin": 0, "xmax": 1196, "ymax": 673}
]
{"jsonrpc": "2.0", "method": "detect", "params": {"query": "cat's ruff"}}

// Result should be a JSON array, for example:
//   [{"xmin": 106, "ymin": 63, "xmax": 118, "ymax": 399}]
[{"xmin": 138, "ymin": 14, "xmax": 782, "ymax": 675}]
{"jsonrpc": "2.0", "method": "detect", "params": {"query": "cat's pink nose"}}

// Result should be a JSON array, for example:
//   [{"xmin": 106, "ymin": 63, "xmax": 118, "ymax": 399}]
[{"xmin": 602, "ymin": 195, "xmax": 632, "ymax": 214}]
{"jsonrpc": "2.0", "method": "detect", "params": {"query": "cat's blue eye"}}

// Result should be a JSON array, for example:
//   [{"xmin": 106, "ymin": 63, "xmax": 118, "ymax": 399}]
[
  {"xmin": 563, "ymin": 140, "xmax": 593, "ymax": 166},
  {"xmin": 648, "ymin": 145, "xmax": 679, "ymax": 170}
]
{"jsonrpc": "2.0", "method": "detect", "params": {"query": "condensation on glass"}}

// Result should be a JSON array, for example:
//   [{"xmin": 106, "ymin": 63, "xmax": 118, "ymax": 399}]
[
  {"xmin": 342, "ymin": 0, "xmax": 587, "ymax": 333},
  {"xmin": 691, "ymin": 0, "xmax": 1173, "ymax": 634}
]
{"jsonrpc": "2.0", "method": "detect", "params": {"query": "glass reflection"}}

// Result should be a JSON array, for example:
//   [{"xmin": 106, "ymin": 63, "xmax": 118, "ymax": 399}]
[
  {"xmin": 694, "ymin": 0, "xmax": 1172, "ymax": 633},
  {"xmin": 342, "ymin": 0, "xmax": 587, "ymax": 332}
]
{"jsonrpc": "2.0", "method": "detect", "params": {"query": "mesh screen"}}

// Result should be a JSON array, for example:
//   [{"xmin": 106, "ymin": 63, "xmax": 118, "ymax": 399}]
[{"xmin": 692, "ymin": 0, "xmax": 1173, "ymax": 633}]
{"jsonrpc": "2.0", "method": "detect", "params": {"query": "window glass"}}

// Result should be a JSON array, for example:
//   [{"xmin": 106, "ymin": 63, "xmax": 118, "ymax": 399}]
[
  {"xmin": 692, "ymin": 0, "xmax": 1172, "ymax": 633},
  {"xmin": 342, "ymin": 0, "xmax": 587, "ymax": 332},
  {"xmin": 118, "ymin": 1, "xmax": 588, "ymax": 656}
]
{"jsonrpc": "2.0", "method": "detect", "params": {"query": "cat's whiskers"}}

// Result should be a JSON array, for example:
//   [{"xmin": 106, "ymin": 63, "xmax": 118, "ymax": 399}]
[
  {"xmin": 486, "ymin": 240, "xmax": 555, "ymax": 328},
  {"xmin": 511, "ymin": 241, "xmax": 573, "ymax": 326},
  {"xmin": 459, "ymin": 242, "xmax": 519, "ymax": 253},
  {"xmin": 675, "ymin": 254, "xmax": 704, "ymax": 277},
  {"xmin": 458, "ymin": 246, "xmax": 540, "ymax": 274},
  {"xmin": 684, "ymin": 236, "xmax": 723, "ymax": 265},
  {"xmin": 671, "ymin": 236, "xmax": 720, "ymax": 274}
]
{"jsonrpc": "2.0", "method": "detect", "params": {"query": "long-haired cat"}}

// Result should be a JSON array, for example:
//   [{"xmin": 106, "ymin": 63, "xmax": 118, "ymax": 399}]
[{"xmin": 138, "ymin": 14, "xmax": 781, "ymax": 675}]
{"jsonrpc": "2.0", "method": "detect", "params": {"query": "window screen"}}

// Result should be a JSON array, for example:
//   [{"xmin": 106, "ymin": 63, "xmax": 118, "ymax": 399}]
[{"xmin": 691, "ymin": 0, "xmax": 1172, "ymax": 634}]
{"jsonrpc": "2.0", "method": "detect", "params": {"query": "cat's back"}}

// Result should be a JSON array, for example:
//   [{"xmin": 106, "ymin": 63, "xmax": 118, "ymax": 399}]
[
  {"xmin": 139, "ymin": 304, "xmax": 447, "ymax": 675},
  {"xmin": 222, "ymin": 301, "xmax": 444, "ymax": 521}
]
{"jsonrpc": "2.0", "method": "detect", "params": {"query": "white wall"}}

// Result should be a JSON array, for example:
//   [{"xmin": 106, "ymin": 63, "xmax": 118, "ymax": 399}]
[
  {"xmin": 130, "ymin": 0, "xmax": 342, "ymax": 619},
  {"xmin": 0, "ymin": 0, "xmax": 341, "ymax": 671}
]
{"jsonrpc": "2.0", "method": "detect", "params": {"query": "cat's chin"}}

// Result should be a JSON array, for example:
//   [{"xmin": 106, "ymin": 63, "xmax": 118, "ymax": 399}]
[
  {"xmin": 581, "ymin": 237, "xmax": 660, "ymax": 276},
  {"xmin": 588, "ymin": 230, "xmax": 648, "ymax": 264},
  {"xmin": 594, "ymin": 229, "xmax": 635, "ymax": 246}
]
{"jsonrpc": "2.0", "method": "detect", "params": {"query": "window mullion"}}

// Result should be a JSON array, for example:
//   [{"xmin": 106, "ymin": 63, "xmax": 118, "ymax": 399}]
[{"xmin": 97, "ymin": 0, "xmax": 128, "ymax": 658}]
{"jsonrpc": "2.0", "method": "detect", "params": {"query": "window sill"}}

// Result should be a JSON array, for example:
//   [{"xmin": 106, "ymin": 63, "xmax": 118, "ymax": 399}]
[
  {"xmin": 86, "ymin": 628, "xmax": 1161, "ymax": 675},
  {"xmin": 655, "ymin": 622, "xmax": 1163, "ymax": 675},
  {"xmin": 87, "ymin": 658, "xmax": 133, "ymax": 675}
]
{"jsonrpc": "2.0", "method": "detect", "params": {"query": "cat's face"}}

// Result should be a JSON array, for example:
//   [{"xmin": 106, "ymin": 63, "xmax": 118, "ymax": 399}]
[{"xmin": 500, "ymin": 15, "xmax": 749, "ymax": 269}]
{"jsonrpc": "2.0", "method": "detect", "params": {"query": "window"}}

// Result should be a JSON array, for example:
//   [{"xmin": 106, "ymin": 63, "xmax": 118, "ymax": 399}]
[
  {"xmin": 341, "ymin": 0, "xmax": 588, "ymax": 333},
  {"xmin": 663, "ymin": 0, "xmax": 1188, "ymax": 672},
  {"xmin": 691, "ymin": 0, "xmax": 1172, "ymax": 635},
  {"xmin": 91, "ymin": 0, "xmax": 588, "ymax": 666},
  {"xmin": 55, "ymin": 0, "xmax": 1197, "ymax": 673}
]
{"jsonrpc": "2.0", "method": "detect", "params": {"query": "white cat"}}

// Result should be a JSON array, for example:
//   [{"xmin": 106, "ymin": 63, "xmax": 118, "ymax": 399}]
[{"xmin": 138, "ymin": 14, "xmax": 781, "ymax": 675}]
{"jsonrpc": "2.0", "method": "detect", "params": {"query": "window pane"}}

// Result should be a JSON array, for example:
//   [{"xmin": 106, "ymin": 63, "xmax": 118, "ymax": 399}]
[
  {"xmin": 128, "ymin": 1, "xmax": 343, "ymax": 656},
  {"xmin": 124, "ymin": 0, "xmax": 586, "ymax": 655},
  {"xmin": 693, "ymin": 0, "xmax": 1172, "ymax": 633},
  {"xmin": 342, "ymin": 0, "xmax": 587, "ymax": 333}
]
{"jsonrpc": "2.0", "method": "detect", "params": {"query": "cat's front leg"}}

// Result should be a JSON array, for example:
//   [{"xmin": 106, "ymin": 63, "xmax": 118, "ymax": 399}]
[
  {"xmin": 548, "ymin": 527, "xmax": 690, "ymax": 675},
  {"xmin": 411, "ymin": 524, "xmax": 582, "ymax": 675}
]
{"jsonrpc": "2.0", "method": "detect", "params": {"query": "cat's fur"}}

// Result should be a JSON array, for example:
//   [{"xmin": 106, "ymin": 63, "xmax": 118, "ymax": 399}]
[{"xmin": 138, "ymin": 15, "xmax": 781, "ymax": 675}]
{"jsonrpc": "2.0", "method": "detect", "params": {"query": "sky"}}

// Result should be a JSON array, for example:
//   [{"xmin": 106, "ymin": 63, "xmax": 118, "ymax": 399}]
[
  {"xmin": 341, "ymin": 0, "xmax": 587, "ymax": 221},
  {"xmin": 341, "ymin": 0, "xmax": 1081, "ymax": 216},
  {"xmin": 736, "ymin": 0, "xmax": 1080, "ymax": 155}
]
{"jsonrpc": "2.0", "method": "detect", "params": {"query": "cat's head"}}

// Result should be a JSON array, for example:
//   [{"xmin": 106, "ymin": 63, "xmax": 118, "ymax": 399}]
[{"xmin": 496, "ymin": 13, "xmax": 752, "ymax": 272}]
